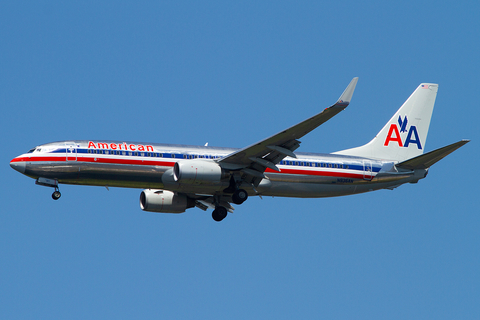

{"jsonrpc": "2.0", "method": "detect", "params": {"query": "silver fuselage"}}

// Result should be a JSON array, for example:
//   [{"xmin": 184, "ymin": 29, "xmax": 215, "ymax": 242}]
[{"xmin": 10, "ymin": 140, "xmax": 426, "ymax": 198}]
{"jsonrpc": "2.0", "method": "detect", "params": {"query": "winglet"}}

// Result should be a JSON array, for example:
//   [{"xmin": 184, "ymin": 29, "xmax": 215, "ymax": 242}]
[{"xmin": 336, "ymin": 77, "xmax": 358, "ymax": 106}]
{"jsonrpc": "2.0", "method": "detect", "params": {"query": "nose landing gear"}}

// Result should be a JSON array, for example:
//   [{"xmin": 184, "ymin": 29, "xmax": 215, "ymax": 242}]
[
  {"xmin": 52, "ymin": 188, "xmax": 61, "ymax": 200},
  {"xmin": 35, "ymin": 177, "xmax": 61, "ymax": 200}
]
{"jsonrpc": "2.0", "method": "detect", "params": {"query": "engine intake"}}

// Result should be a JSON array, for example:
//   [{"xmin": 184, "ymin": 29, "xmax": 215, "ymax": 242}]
[
  {"xmin": 140, "ymin": 189, "xmax": 193, "ymax": 213},
  {"xmin": 173, "ymin": 160, "xmax": 226, "ymax": 185}
]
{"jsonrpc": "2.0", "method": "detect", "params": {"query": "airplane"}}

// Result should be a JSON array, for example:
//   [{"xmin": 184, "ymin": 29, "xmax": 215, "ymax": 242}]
[{"xmin": 10, "ymin": 78, "xmax": 469, "ymax": 221}]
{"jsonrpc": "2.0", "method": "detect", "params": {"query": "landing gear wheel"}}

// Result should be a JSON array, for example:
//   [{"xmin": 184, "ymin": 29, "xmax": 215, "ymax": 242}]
[
  {"xmin": 212, "ymin": 206, "xmax": 228, "ymax": 222},
  {"xmin": 232, "ymin": 189, "xmax": 248, "ymax": 205},
  {"xmin": 52, "ymin": 190, "xmax": 61, "ymax": 200}
]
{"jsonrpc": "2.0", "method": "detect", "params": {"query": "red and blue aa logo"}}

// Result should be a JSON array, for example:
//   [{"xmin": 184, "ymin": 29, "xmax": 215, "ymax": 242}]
[{"xmin": 384, "ymin": 116, "xmax": 422, "ymax": 149}]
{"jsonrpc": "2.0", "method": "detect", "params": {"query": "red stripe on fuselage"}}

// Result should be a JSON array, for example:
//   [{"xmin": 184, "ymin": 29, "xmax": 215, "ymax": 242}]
[
  {"xmin": 266, "ymin": 167, "xmax": 365, "ymax": 179},
  {"xmin": 11, "ymin": 155, "xmax": 175, "ymax": 167},
  {"xmin": 12, "ymin": 155, "xmax": 367, "ymax": 179}
]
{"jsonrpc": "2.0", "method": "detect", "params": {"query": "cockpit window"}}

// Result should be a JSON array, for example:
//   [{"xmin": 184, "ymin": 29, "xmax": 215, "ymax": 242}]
[{"xmin": 27, "ymin": 148, "xmax": 36, "ymax": 153}]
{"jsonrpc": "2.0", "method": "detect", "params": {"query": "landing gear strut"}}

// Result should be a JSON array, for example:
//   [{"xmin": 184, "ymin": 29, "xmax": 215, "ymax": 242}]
[
  {"xmin": 36, "ymin": 178, "xmax": 61, "ymax": 200},
  {"xmin": 212, "ymin": 206, "xmax": 228, "ymax": 222}
]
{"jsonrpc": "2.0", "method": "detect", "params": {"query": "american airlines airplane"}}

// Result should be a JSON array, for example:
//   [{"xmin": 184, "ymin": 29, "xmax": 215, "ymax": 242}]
[{"xmin": 10, "ymin": 78, "xmax": 469, "ymax": 221}]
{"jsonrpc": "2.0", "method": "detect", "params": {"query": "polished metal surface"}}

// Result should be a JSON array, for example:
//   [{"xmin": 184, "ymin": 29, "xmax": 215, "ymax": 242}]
[{"xmin": 10, "ymin": 140, "xmax": 422, "ymax": 199}]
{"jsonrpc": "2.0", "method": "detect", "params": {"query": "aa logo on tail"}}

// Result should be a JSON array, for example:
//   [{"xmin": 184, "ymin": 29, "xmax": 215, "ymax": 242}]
[{"xmin": 384, "ymin": 116, "xmax": 422, "ymax": 149}]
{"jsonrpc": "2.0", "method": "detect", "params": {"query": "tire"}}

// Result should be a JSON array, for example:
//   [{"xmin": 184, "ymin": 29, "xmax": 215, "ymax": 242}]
[
  {"xmin": 232, "ymin": 189, "xmax": 248, "ymax": 205},
  {"xmin": 52, "ymin": 191, "xmax": 61, "ymax": 200},
  {"xmin": 212, "ymin": 207, "xmax": 228, "ymax": 221}
]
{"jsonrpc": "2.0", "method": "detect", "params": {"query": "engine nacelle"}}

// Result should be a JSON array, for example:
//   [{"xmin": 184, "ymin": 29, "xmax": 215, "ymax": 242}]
[
  {"xmin": 140, "ymin": 189, "xmax": 192, "ymax": 213},
  {"xmin": 173, "ymin": 160, "xmax": 226, "ymax": 185}
]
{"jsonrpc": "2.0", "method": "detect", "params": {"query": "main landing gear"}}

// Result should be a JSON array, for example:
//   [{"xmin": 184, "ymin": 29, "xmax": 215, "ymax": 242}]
[
  {"xmin": 212, "ymin": 206, "xmax": 228, "ymax": 222},
  {"xmin": 211, "ymin": 188, "xmax": 249, "ymax": 222},
  {"xmin": 232, "ymin": 189, "xmax": 248, "ymax": 205}
]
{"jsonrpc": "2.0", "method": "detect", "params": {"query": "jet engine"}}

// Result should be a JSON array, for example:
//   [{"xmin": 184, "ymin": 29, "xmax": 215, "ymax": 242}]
[
  {"xmin": 140, "ymin": 189, "xmax": 194, "ymax": 213},
  {"xmin": 173, "ymin": 160, "xmax": 227, "ymax": 185}
]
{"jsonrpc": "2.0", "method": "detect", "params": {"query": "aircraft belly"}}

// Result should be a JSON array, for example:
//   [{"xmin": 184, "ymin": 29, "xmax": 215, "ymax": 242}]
[
  {"xmin": 258, "ymin": 173, "xmax": 358, "ymax": 197},
  {"xmin": 259, "ymin": 173, "xmax": 417, "ymax": 198},
  {"xmin": 259, "ymin": 181, "xmax": 358, "ymax": 198},
  {"xmin": 23, "ymin": 160, "xmax": 419, "ymax": 196},
  {"xmin": 26, "ymin": 161, "xmax": 168, "ymax": 189}
]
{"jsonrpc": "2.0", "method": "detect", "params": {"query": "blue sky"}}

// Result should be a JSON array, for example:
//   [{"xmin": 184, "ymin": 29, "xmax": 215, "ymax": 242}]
[{"xmin": 1, "ymin": 1, "xmax": 479, "ymax": 319}]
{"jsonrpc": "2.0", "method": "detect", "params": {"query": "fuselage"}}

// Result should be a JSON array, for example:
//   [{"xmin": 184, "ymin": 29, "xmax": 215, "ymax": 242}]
[
  {"xmin": 9, "ymin": 80, "xmax": 468, "ymax": 222},
  {"xmin": 10, "ymin": 140, "xmax": 426, "ymax": 198}
]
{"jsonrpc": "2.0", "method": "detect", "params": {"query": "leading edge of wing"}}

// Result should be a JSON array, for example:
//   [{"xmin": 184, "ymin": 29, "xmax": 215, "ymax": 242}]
[{"xmin": 219, "ymin": 77, "xmax": 359, "ymax": 167}]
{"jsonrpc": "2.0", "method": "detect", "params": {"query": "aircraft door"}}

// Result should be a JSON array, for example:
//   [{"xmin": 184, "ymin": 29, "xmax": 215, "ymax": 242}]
[
  {"xmin": 65, "ymin": 142, "xmax": 77, "ymax": 161},
  {"xmin": 363, "ymin": 160, "xmax": 373, "ymax": 181}
]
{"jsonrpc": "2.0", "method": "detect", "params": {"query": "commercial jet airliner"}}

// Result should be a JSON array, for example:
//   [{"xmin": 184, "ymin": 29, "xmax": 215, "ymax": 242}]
[{"xmin": 10, "ymin": 78, "xmax": 469, "ymax": 221}]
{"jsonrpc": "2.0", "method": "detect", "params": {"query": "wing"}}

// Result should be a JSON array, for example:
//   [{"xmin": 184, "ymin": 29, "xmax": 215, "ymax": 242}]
[{"xmin": 218, "ymin": 77, "xmax": 359, "ymax": 186}]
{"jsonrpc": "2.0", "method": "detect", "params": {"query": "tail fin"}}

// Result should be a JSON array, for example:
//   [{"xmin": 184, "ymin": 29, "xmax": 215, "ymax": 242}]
[{"xmin": 333, "ymin": 83, "xmax": 438, "ymax": 161}]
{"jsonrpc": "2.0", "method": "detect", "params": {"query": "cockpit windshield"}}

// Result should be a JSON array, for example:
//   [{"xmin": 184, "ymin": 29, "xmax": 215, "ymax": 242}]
[{"xmin": 27, "ymin": 148, "xmax": 36, "ymax": 153}]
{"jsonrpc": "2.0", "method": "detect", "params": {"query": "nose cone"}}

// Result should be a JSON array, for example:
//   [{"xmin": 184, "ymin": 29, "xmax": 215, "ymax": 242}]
[{"xmin": 10, "ymin": 159, "xmax": 26, "ymax": 174}]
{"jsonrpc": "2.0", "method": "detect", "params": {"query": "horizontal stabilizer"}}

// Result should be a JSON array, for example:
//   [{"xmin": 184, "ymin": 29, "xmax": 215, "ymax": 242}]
[{"xmin": 396, "ymin": 140, "xmax": 469, "ymax": 170}]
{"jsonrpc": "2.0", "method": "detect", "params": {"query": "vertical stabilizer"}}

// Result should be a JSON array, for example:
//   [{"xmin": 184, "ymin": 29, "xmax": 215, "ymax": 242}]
[{"xmin": 333, "ymin": 83, "xmax": 438, "ymax": 161}]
